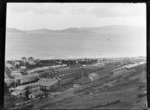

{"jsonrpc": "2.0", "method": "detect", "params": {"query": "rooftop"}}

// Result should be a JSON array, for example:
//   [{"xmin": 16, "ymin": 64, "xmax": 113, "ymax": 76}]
[
  {"xmin": 59, "ymin": 72, "xmax": 77, "ymax": 80},
  {"xmin": 86, "ymin": 63, "xmax": 105, "ymax": 67},
  {"xmin": 124, "ymin": 63, "xmax": 139, "ymax": 68},
  {"xmin": 15, "ymin": 73, "xmax": 39, "ymax": 80},
  {"xmin": 15, "ymin": 81, "xmax": 40, "ymax": 90},
  {"xmin": 11, "ymin": 72, "xmax": 23, "ymax": 76},
  {"xmin": 27, "ymin": 65, "xmax": 67, "ymax": 73},
  {"xmin": 77, "ymin": 77, "xmax": 91, "ymax": 85},
  {"xmin": 30, "ymin": 90, "xmax": 44, "ymax": 96},
  {"xmin": 38, "ymin": 77, "xmax": 60, "ymax": 87},
  {"xmin": 15, "ymin": 77, "xmax": 60, "ymax": 90},
  {"xmin": 55, "ymin": 67, "xmax": 70, "ymax": 72},
  {"xmin": 27, "ymin": 66, "xmax": 53, "ymax": 73},
  {"xmin": 89, "ymin": 72, "xmax": 99, "ymax": 77},
  {"xmin": 112, "ymin": 67, "xmax": 126, "ymax": 72}
]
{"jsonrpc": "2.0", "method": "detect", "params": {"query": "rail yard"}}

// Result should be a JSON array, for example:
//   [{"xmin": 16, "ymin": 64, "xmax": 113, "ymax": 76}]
[{"xmin": 4, "ymin": 57, "xmax": 146, "ymax": 110}]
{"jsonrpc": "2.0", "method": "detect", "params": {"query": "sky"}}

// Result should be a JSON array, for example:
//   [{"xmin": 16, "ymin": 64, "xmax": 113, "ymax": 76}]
[
  {"xmin": 6, "ymin": 3, "xmax": 146, "ymax": 30},
  {"xmin": 5, "ymin": 3, "xmax": 146, "ymax": 60}
]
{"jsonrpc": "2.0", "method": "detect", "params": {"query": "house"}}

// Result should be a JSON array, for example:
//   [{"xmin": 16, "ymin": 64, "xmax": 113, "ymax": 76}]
[
  {"xmin": 29, "ymin": 90, "xmax": 44, "ymax": 99},
  {"xmin": 11, "ymin": 71, "xmax": 23, "ymax": 78},
  {"xmin": 27, "ymin": 82, "xmax": 41, "ymax": 93},
  {"xmin": 38, "ymin": 77, "xmax": 61, "ymax": 91},
  {"xmin": 12, "ymin": 86, "xmax": 27, "ymax": 96},
  {"xmin": 14, "ymin": 61, "xmax": 20, "ymax": 66},
  {"xmin": 13, "ymin": 81, "xmax": 40, "ymax": 96},
  {"xmin": 88, "ymin": 73, "xmax": 100, "ymax": 81},
  {"xmin": 21, "ymin": 57, "xmax": 28, "ymax": 63},
  {"xmin": 20, "ymin": 66, "xmax": 26, "ymax": 70},
  {"xmin": 73, "ymin": 84, "xmax": 81, "ymax": 88}
]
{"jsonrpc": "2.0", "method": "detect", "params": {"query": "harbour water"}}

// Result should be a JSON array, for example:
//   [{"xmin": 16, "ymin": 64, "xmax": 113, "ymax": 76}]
[{"xmin": 5, "ymin": 32, "xmax": 146, "ymax": 60}]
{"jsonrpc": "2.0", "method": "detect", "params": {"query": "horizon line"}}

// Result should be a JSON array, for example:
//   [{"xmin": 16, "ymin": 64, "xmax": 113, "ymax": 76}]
[
  {"xmin": 5, "ymin": 56, "xmax": 146, "ymax": 61},
  {"xmin": 6, "ymin": 24, "xmax": 145, "ymax": 31}
]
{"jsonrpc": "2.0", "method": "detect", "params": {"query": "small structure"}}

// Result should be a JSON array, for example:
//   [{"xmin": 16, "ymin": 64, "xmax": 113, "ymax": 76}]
[
  {"xmin": 39, "ymin": 77, "xmax": 61, "ymax": 91},
  {"xmin": 88, "ymin": 73, "xmax": 100, "ymax": 81},
  {"xmin": 20, "ymin": 66, "xmax": 26, "ymax": 70},
  {"xmin": 73, "ymin": 84, "xmax": 81, "ymax": 88},
  {"xmin": 12, "ymin": 86, "xmax": 27, "ymax": 96},
  {"xmin": 29, "ymin": 90, "xmax": 44, "ymax": 99},
  {"xmin": 14, "ymin": 61, "xmax": 20, "ymax": 66},
  {"xmin": 14, "ymin": 81, "xmax": 40, "ymax": 95},
  {"xmin": 76, "ymin": 77, "xmax": 92, "ymax": 85},
  {"xmin": 11, "ymin": 71, "xmax": 23, "ymax": 78}
]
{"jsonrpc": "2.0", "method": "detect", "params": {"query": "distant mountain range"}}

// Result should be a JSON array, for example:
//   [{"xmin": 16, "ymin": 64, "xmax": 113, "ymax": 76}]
[
  {"xmin": 6, "ymin": 25, "xmax": 146, "ymax": 34},
  {"xmin": 81, "ymin": 25, "xmax": 146, "ymax": 34},
  {"xmin": 23, "ymin": 27, "xmax": 92, "ymax": 33},
  {"xmin": 6, "ymin": 27, "xmax": 25, "ymax": 33}
]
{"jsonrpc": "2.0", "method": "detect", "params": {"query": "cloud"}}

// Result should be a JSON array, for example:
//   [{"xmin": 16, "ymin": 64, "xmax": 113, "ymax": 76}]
[
  {"xmin": 70, "ymin": 3, "xmax": 146, "ymax": 17},
  {"xmin": 7, "ymin": 3, "xmax": 146, "ymax": 17},
  {"xmin": 7, "ymin": 3, "xmax": 61, "ymax": 15}
]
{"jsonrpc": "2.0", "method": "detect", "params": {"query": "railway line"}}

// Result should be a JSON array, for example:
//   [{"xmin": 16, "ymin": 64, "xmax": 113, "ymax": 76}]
[{"xmin": 9, "ymin": 64, "xmax": 145, "ymax": 110}]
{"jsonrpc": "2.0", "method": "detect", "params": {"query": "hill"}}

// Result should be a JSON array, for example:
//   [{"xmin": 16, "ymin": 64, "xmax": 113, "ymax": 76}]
[
  {"xmin": 6, "ymin": 28, "xmax": 25, "ymax": 33},
  {"xmin": 6, "ymin": 25, "xmax": 146, "ymax": 34},
  {"xmin": 81, "ymin": 25, "xmax": 146, "ymax": 34},
  {"xmin": 24, "ymin": 28, "xmax": 92, "ymax": 33}
]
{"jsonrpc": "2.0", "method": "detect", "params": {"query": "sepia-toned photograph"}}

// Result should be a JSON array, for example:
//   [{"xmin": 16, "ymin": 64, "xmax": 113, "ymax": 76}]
[{"xmin": 4, "ymin": 3, "xmax": 146, "ymax": 110}]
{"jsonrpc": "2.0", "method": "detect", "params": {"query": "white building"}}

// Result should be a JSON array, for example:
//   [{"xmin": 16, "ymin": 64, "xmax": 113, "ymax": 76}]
[
  {"xmin": 11, "ymin": 71, "xmax": 23, "ymax": 78},
  {"xmin": 14, "ymin": 61, "xmax": 20, "ymax": 66},
  {"xmin": 38, "ymin": 77, "xmax": 61, "ymax": 91},
  {"xmin": 88, "ymin": 73, "xmax": 100, "ymax": 81},
  {"xmin": 20, "ymin": 66, "xmax": 26, "ymax": 70},
  {"xmin": 29, "ymin": 90, "xmax": 44, "ymax": 99}
]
